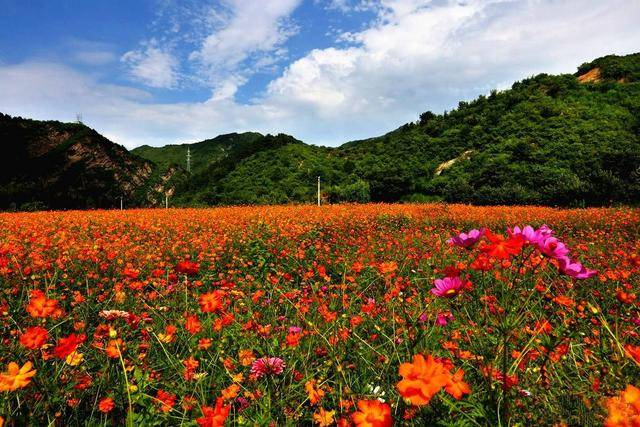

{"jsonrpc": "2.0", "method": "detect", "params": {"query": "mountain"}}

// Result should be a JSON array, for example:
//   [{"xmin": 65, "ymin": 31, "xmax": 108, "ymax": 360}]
[
  {"xmin": 3, "ymin": 53, "xmax": 639, "ymax": 210},
  {"xmin": 0, "ymin": 114, "xmax": 176, "ymax": 210},
  {"xmin": 132, "ymin": 132, "xmax": 263, "ymax": 176},
  {"xmin": 134, "ymin": 52, "xmax": 639, "ymax": 207}
]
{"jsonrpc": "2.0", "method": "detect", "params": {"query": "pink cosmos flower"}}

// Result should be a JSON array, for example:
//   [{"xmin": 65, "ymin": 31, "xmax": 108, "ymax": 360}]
[
  {"xmin": 448, "ymin": 228, "xmax": 484, "ymax": 248},
  {"xmin": 538, "ymin": 236, "xmax": 570, "ymax": 259},
  {"xmin": 508, "ymin": 224, "xmax": 553, "ymax": 245},
  {"xmin": 558, "ymin": 257, "xmax": 597, "ymax": 279},
  {"xmin": 250, "ymin": 357, "xmax": 285, "ymax": 378},
  {"xmin": 436, "ymin": 312, "xmax": 454, "ymax": 326},
  {"xmin": 431, "ymin": 276, "xmax": 463, "ymax": 298}
]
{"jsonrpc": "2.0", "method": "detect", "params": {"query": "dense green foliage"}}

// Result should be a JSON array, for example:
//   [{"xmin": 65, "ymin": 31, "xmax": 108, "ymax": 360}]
[
  {"xmin": 136, "ymin": 53, "xmax": 639, "ymax": 207},
  {"xmin": 132, "ymin": 132, "xmax": 263, "ymax": 176}
]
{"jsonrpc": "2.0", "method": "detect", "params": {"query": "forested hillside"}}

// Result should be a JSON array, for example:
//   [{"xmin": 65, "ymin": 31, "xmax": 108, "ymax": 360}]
[
  {"xmin": 3, "ymin": 53, "xmax": 639, "ymax": 209},
  {"xmin": 135, "ymin": 53, "xmax": 639, "ymax": 206}
]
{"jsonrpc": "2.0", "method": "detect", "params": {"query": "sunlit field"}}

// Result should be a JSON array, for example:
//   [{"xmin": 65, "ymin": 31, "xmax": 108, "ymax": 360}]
[{"xmin": 1, "ymin": 204, "xmax": 639, "ymax": 426}]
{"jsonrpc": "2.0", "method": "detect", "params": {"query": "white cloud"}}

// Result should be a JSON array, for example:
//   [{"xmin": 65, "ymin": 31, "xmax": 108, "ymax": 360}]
[
  {"xmin": 122, "ymin": 41, "xmax": 179, "ymax": 89},
  {"xmin": 189, "ymin": 0, "xmax": 302, "ymax": 88},
  {"xmin": 74, "ymin": 50, "xmax": 117, "ymax": 66},
  {"xmin": 1, "ymin": 0, "xmax": 639, "ymax": 148}
]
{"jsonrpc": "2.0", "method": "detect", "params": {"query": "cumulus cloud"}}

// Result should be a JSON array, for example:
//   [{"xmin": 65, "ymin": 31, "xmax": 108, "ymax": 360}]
[
  {"xmin": 189, "ymin": 0, "xmax": 302, "ymax": 96},
  {"xmin": 1, "ymin": 0, "xmax": 639, "ymax": 148},
  {"xmin": 122, "ymin": 41, "xmax": 179, "ymax": 89}
]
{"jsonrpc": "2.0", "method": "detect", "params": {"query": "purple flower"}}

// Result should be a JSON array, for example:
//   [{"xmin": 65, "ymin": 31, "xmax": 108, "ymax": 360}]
[
  {"xmin": 538, "ymin": 236, "xmax": 570, "ymax": 259},
  {"xmin": 431, "ymin": 276, "xmax": 463, "ymax": 298},
  {"xmin": 448, "ymin": 228, "xmax": 484, "ymax": 248},
  {"xmin": 558, "ymin": 257, "xmax": 597, "ymax": 280}
]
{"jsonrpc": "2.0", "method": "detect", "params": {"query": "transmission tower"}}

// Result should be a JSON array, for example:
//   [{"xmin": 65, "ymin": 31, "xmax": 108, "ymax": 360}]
[
  {"xmin": 186, "ymin": 147, "xmax": 191, "ymax": 173},
  {"xmin": 76, "ymin": 113, "xmax": 83, "ymax": 124}
]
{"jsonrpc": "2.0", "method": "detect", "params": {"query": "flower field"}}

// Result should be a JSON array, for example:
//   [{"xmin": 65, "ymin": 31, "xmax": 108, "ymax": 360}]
[{"xmin": 0, "ymin": 203, "xmax": 639, "ymax": 426}]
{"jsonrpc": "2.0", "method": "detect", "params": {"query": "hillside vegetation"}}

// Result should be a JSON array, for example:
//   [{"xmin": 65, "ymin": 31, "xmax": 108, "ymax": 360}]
[
  {"xmin": 2, "ymin": 53, "xmax": 639, "ymax": 209},
  {"xmin": 135, "ymin": 53, "xmax": 640, "ymax": 207}
]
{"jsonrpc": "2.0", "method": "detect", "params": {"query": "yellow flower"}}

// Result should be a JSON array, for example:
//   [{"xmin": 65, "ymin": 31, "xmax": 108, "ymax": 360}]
[
  {"xmin": 313, "ymin": 408, "xmax": 335, "ymax": 426},
  {"xmin": 0, "ymin": 362, "xmax": 36, "ymax": 392},
  {"xmin": 65, "ymin": 351, "xmax": 84, "ymax": 366},
  {"xmin": 157, "ymin": 333, "xmax": 174, "ymax": 343}
]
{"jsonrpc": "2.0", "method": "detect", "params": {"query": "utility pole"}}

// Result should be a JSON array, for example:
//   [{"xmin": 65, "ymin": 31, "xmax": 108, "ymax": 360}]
[
  {"xmin": 317, "ymin": 176, "xmax": 321, "ymax": 206},
  {"xmin": 186, "ymin": 147, "xmax": 191, "ymax": 174},
  {"xmin": 165, "ymin": 194, "xmax": 169, "ymax": 209},
  {"xmin": 118, "ymin": 196, "xmax": 123, "ymax": 210}
]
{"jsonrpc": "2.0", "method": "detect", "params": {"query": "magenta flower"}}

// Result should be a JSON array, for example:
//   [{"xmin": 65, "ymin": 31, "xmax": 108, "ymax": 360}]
[
  {"xmin": 558, "ymin": 257, "xmax": 597, "ymax": 279},
  {"xmin": 431, "ymin": 276, "xmax": 463, "ymax": 298},
  {"xmin": 436, "ymin": 312, "xmax": 454, "ymax": 326},
  {"xmin": 508, "ymin": 224, "xmax": 553, "ymax": 245},
  {"xmin": 448, "ymin": 228, "xmax": 484, "ymax": 248},
  {"xmin": 250, "ymin": 357, "xmax": 285, "ymax": 378},
  {"xmin": 538, "ymin": 236, "xmax": 570, "ymax": 259}
]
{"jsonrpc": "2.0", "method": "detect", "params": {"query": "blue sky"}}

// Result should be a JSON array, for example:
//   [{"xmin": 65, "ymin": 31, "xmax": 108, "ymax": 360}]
[{"xmin": 1, "ymin": 0, "xmax": 639, "ymax": 148}]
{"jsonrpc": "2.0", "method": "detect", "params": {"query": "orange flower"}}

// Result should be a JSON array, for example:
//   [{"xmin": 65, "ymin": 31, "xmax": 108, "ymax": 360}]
[
  {"xmin": 25, "ymin": 290, "xmax": 59, "ymax": 318},
  {"xmin": 105, "ymin": 339, "xmax": 124, "ymax": 359},
  {"xmin": 98, "ymin": 397, "xmax": 115, "ymax": 413},
  {"xmin": 199, "ymin": 291, "xmax": 224, "ymax": 313},
  {"xmin": 19, "ymin": 326, "xmax": 48, "ymax": 350},
  {"xmin": 605, "ymin": 384, "xmax": 640, "ymax": 426},
  {"xmin": 377, "ymin": 261, "xmax": 398, "ymax": 276},
  {"xmin": 305, "ymin": 379, "xmax": 325, "ymax": 405},
  {"xmin": 183, "ymin": 356, "xmax": 200, "ymax": 381},
  {"xmin": 156, "ymin": 389, "xmax": 176, "ymax": 413},
  {"xmin": 397, "ymin": 354, "xmax": 450, "ymax": 405},
  {"xmin": 0, "ymin": 362, "xmax": 36, "ymax": 391},
  {"xmin": 184, "ymin": 314, "xmax": 202, "ymax": 335},
  {"xmin": 445, "ymin": 369, "xmax": 471, "ymax": 399},
  {"xmin": 221, "ymin": 384, "xmax": 240, "ymax": 401},
  {"xmin": 238, "ymin": 349, "xmax": 256, "ymax": 366},
  {"xmin": 351, "ymin": 399, "xmax": 392, "ymax": 427},
  {"xmin": 553, "ymin": 295, "xmax": 575, "ymax": 308},
  {"xmin": 198, "ymin": 338, "xmax": 213, "ymax": 350},
  {"xmin": 624, "ymin": 345, "xmax": 640, "ymax": 365},
  {"xmin": 480, "ymin": 231, "xmax": 524, "ymax": 260},
  {"xmin": 313, "ymin": 408, "xmax": 335, "ymax": 426},
  {"xmin": 196, "ymin": 398, "xmax": 230, "ymax": 427}
]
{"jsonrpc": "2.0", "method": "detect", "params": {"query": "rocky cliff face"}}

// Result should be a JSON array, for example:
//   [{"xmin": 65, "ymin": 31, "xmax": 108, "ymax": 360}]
[{"xmin": 0, "ymin": 113, "xmax": 164, "ymax": 210}]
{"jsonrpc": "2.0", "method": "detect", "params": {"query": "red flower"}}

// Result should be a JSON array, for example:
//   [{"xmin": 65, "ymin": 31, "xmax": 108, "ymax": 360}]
[
  {"xmin": 156, "ymin": 389, "xmax": 176, "ymax": 413},
  {"xmin": 480, "ymin": 231, "xmax": 524, "ymax": 260},
  {"xmin": 196, "ymin": 398, "xmax": 231, "ymax": 427},
  {"xmin": 53, "ymin": 334, "xmax": 86, "ymax": 359},
  {"xmin": 98, "ymin": 397, "xmax": 115, "ymax": 413},
  {"xmin": 176, "ymin": 260, "xmax": 199, "ymax": 276}
]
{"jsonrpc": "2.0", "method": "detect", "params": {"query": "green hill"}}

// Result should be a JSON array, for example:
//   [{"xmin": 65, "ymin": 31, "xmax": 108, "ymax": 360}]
[
  {"xmin": 135, "ymin": 52, "xmax": 639, "ymax": 207},
  {"xmin": 3, "ymin": 52, "xmax": 639, "ymax": 209},
  {"xmin": 337, "ymin": 53, "xmax": 640, "ymax": 205},
  {"xmin": 131, "ymin": 132, "xmax": 263, "ymax": 176}
]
